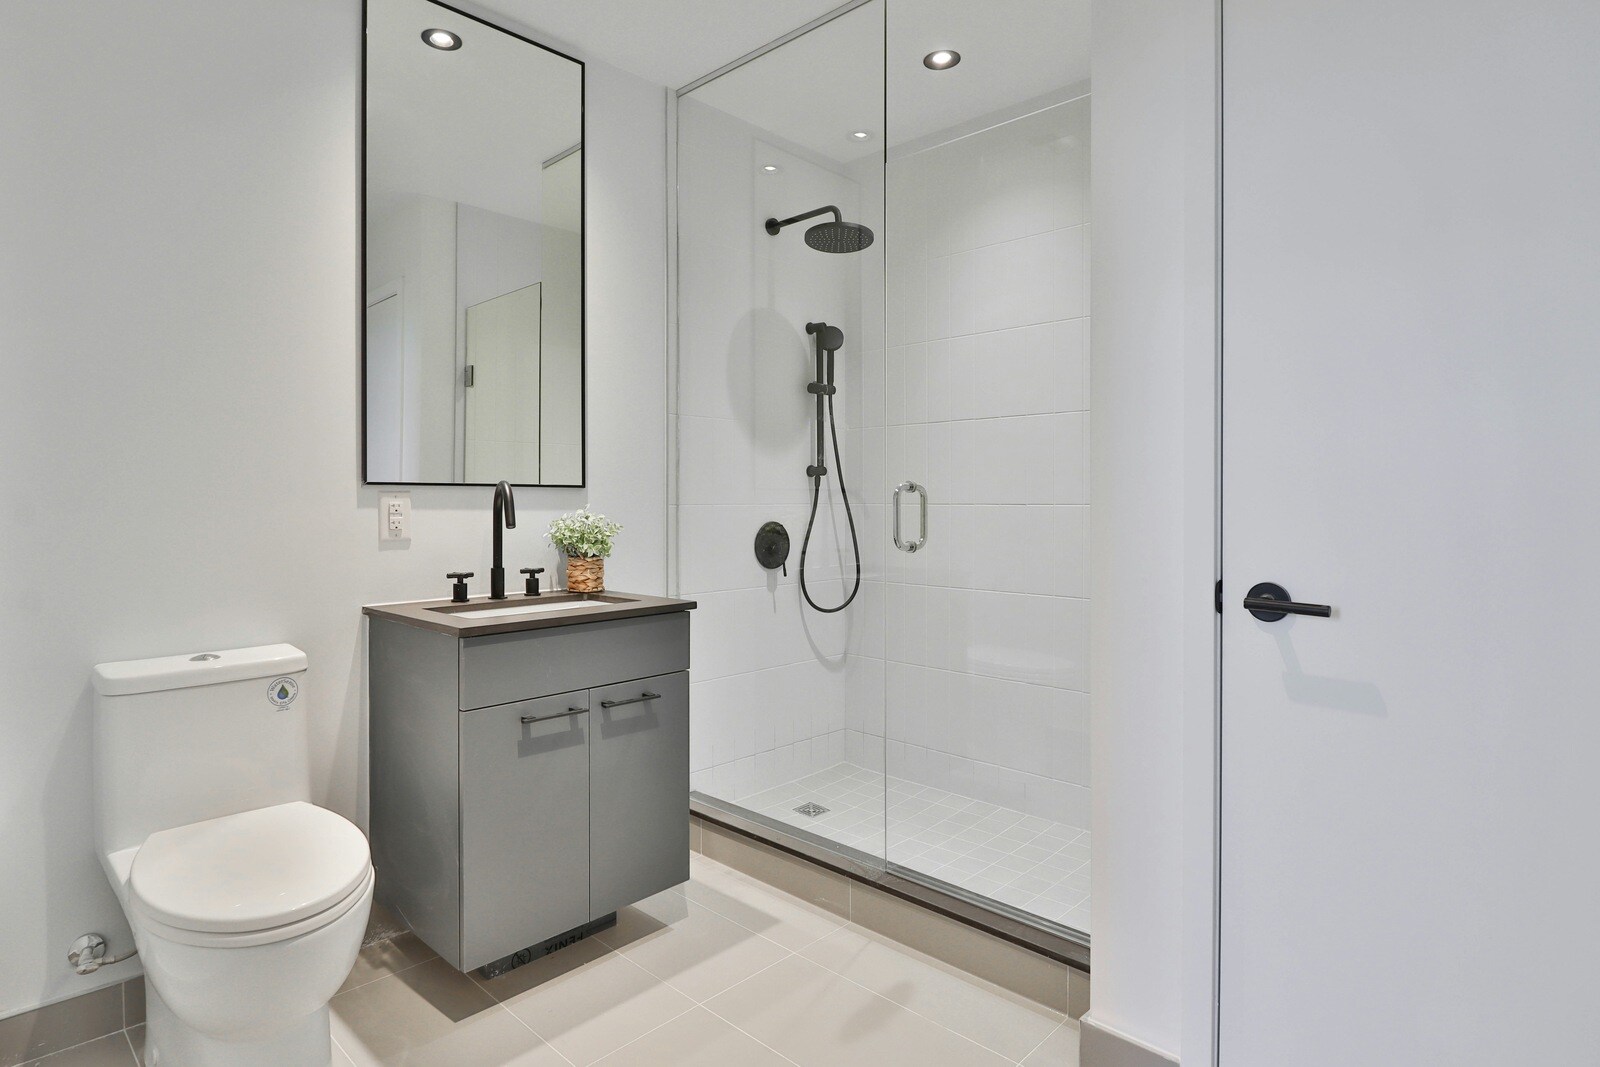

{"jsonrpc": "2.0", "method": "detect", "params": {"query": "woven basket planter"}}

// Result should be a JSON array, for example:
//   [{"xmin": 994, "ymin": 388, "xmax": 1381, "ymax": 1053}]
[{"xmin": 566, "ymin": 555, "xmax": 605, "ymax": 592}]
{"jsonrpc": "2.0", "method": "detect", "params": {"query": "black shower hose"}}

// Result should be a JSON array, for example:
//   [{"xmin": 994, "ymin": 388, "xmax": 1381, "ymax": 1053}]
[{"xmin": 799, "ymin": 390, "xmax": 862, "ymax": 613}]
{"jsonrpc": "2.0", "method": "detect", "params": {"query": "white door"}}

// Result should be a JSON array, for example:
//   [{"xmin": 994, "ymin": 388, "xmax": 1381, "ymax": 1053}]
[
  {"xmin": 1221, "ymin": 2, "xmax": 1600, "ymax": 1063},
  {"xmin": 464, "ymin": 282, "xmax": 541, "ymax": 484}
]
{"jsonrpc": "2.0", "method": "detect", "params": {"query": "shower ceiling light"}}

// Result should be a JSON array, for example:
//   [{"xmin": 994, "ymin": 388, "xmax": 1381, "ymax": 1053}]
[
  {"xmin": 421, "ymin": 28, "xmax": 461, "ymax": 50},
  {"xmin": 849, "ymin": 130, "xmax": 873, "ymax": 141},
  {"xmin": 923, "ymin": 49, "xmax": 961, "ymax": 70},
  {"xmin": 762, "ymin": 164, "xmax": 780, "ymax": 173}
]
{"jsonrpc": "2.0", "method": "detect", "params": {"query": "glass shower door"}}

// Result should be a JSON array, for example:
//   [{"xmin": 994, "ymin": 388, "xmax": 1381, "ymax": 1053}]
[
  {"xmin": 879, "ymin": 91, "xmax": 1093, "ymax": 937},
  {"xmin": 675, "ymin": 0, "xmax": 889, "ymax": 867}
]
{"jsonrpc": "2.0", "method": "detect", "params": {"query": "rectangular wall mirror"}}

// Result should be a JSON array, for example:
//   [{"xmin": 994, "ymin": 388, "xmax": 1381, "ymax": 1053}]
[{"xmin": 364, "ymin": 0, "xmax": 584, "ymax": 486}]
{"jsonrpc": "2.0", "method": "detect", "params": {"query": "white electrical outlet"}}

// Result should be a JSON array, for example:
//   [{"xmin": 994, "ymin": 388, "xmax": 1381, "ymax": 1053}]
[{"xmin": 379, "ymin": 493, "xmax": 411, "ymax": 543}]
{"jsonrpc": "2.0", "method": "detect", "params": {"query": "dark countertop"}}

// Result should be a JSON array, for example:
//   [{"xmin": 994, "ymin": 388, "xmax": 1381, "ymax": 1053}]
[{"xmin": 363, "ymin": 589, "xmax": 696, "ymax": 639}]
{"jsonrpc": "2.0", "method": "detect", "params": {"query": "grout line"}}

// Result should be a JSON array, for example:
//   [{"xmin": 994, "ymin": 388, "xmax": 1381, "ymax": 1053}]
[
  {"xmin": 583, "ymin": 1004, "xmax": 702, "ymax": 1065},
  {"xmin": 1015, "ymin": 1019, "xmax": 1066, "ymax": 1065},
  {"xmin": 469, "ymin": 992, "xmax": 579, "ymax": 1067},
  {"xmin": 123, "ymin": 1026, "xmax": 139, "ymax": 1066},
  {"xmin": 337, "ymin": 952, "xmax": 438, "ymax": 998}
]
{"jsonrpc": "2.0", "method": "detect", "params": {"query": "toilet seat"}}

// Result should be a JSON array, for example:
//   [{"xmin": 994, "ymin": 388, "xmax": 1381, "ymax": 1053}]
[{"xmin": 129, "ymin": 801, "xmax": 372, "ymax": 948}]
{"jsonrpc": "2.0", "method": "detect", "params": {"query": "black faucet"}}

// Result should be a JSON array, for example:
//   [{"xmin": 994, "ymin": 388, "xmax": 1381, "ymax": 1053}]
[{"xmin": 490, "ymin": 480, "xmax": 516, "ymax": 599}]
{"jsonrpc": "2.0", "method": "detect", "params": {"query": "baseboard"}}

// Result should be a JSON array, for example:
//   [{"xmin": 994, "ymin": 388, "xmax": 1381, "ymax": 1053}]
[
  {"xmin": 0, "ymin": 977, "xmax": 143, "ymax": 1066},
  {"xmin": 1080, "ymin": 1012, "xmax": 1180, "ymax": 1067}
]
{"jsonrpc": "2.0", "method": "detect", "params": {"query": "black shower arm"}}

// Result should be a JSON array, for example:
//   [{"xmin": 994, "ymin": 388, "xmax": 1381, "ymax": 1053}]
[{"xmin": 765, "ymin": 205, "xmax": 842, "ymax": 236}]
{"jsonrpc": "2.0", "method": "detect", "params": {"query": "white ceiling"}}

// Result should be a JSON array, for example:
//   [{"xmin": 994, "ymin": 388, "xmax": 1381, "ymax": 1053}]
[
  {"xmin": 471, "ymin": 0, "xmax": 851, "ymax": 89},
  {"xmin": 885, "ymin": 0, "xmax": 1090, "ymax": 148},
  {"xmin": 473, "ymin": 0, "xmax": 1089, "ymax": 164}
]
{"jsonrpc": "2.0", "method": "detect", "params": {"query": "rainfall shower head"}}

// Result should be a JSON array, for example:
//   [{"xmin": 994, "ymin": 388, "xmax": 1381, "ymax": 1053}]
[{"xmin": 765, "ymin": 205, "xmax": 876, "ymax": 254}]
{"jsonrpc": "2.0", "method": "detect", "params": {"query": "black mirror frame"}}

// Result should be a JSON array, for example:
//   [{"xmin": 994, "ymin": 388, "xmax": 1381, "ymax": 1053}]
[{"xmin": 361, "ymin": 0, "xmax": 587, "ymax": 488}]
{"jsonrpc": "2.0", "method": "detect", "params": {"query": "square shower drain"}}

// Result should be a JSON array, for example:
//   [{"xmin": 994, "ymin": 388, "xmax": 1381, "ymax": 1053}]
[{"xmin": 794, "ymin": 802, "xmax": 830, "ymax": 817}]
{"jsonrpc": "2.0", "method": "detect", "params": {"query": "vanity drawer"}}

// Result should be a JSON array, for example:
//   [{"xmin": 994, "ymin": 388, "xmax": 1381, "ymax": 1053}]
[{"xmin": 458, "ymin": 612, "xmax": 690, "ymax": 710}]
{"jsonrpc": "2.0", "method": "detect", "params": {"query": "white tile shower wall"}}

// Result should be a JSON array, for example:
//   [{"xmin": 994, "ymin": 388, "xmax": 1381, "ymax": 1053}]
[
  {"xmin": 878, "ymin": 95, "xmax": 1091, "ymax": 827},
  {"xmin": 676, "ymin": 96, "xmax": 876, "ymax": 803}
]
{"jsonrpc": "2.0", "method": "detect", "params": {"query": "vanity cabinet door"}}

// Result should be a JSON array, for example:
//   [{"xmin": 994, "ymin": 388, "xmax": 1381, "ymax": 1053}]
[
  {"xmin": 588, "ymin": 671, "xmax": 691, "ymax": 918},
  {"xmin": 459, "ymin": 690, "xmax": 591, "ymax": 971}
]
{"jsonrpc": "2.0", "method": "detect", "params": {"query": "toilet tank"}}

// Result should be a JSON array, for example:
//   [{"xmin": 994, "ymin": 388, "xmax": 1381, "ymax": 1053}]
[{"xmin": 92, "ymin": 644, "xmax": 313, "ymax": 855}]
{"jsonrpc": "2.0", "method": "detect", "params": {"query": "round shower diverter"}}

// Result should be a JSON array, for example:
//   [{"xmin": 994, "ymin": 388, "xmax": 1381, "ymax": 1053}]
[{"xmin": 754, "ymin": 522, "xmax": 791, "ymax": 575}]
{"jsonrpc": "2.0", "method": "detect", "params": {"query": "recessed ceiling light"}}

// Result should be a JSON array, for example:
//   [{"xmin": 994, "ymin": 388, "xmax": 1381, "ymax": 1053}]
[
  {"xmin": 422, "ymin": 28, "xmax": 461, "ymax": 50},
  {"xmin": 761, "ymin": 164, "xmax": 781, "ymax": 173},
  {"xmin": 849, "ymin": 130, "xmax": 873, "ymax": 141},
  {"xmin": 923, "ymin": 49, "xmax": 961, "ymax": 70}
]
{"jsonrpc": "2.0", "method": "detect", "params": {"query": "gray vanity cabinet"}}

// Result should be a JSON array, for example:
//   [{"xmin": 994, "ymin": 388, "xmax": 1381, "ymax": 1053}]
[
  {"xmin": 590, "ymin": 673, "xmax": 690, "ymax": 917},
  {"xmin": 366, "ymin": 605, "xmax": 693, "ymax": 974},
  {"xmin": 460, "ymin": 691, "xmax": 592, "ymax": 970}
]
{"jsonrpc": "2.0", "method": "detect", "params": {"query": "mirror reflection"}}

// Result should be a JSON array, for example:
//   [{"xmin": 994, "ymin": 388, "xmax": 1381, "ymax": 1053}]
[{"xmin": 365, "ymin": 0, "xmax": 584, "ymax": 485}]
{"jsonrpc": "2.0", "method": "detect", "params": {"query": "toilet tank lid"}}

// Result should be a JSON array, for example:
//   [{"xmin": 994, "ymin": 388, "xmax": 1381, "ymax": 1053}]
[{"xmin": 92, "ymin": 644, "xmax": 307, "ymax": 696}]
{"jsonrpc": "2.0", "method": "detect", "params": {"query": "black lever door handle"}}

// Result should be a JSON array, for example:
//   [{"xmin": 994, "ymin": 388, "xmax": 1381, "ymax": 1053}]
[{"xmin": 1243, "ymin": 582, "xmax": 1332, "ymax": 621}]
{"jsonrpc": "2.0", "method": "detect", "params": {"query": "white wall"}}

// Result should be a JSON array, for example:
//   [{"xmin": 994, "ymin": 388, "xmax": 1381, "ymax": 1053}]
[
  {"xmin": 1088, "ymin": 0, "xmax": 1219, "ymax": 1061},
  {"xmin": 675, "ymin": 96, "xmax": 873, "ymax": 805},
  {"xmin": 0, "ymin": 0, "xmax": 668, "ymax": 1020},
  {"xmin": 880, "ymin": 94, "xmax": 1093, "ymax": 835}
]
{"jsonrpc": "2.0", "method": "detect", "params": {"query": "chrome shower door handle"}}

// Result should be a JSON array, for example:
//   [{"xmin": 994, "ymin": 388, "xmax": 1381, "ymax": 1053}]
[{"xmin": 893, "ymin": 481, "xmax": 928, "ymax": 553}]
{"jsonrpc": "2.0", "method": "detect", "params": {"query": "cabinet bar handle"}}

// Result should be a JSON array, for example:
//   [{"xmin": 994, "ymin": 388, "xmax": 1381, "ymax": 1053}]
[
  {"xmin": 520, "ymin": 706, "xmax": 587, "ymax": 724},
  {"xmin": 600, "ymin": 691, "xmax": 661, "ymax": 709}
]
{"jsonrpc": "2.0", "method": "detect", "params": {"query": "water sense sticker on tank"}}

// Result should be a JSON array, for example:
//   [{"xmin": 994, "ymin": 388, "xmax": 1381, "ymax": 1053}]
[{"xmin": 268, "ymin": 677, "xmax": 299, "ymax": 709}]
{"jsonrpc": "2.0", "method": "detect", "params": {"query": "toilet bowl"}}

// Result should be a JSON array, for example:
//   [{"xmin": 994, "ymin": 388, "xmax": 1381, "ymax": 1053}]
[{"xmin": 92, "ymin": 646, "xmax": 373, "ymax": 1067}]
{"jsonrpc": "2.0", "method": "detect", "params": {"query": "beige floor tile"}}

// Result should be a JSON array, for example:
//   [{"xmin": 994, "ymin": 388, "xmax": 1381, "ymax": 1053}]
[
  {"xmin": 21, "ymin": 1033, "xmax": 136, "ymax": 1067},
  {"xmin": 595, "ymin": 886, "xmax": 693, "ymax": 948},
  {"xmin": 339, "ymin": 930, "xmax": 439, "ymax": 994},
  {"xmin": 474, "ymin": 938, "xmax": 696, "ymax": 1066},
  {"xmin": 705, "ymin": 954, "xmax": 1011, "ymax": 1066},
  {"xmin": 800, "ymin": 925, "xmax": 1063, "ymax": 1060},
  {"xmin": 596, "ymin": 894, "xmax": 791, "ymax": 1003},
  {"xmin": 1021, "ymin": 1021, "xmax": 1081, "ymax": 1065},
  {"xmin": 331, "ymin": 958, "xmax": 565, "ymax": 1066},
  {"xmin": 593, "ymin": 1008, "xmax": 794, "ymax": 1066},
  {"xmin": 683, "ymin": 854, "xmax": 848, "ymax": 952}
]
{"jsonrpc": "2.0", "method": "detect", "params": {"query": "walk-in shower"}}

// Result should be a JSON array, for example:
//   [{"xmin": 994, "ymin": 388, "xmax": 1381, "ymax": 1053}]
[{"xmin": 675, "ymin": 0, "xmax": 1092, "ymax": 956}]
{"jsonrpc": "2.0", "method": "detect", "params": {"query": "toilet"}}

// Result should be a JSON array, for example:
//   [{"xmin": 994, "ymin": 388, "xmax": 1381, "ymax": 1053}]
[{"xmin": 92, "ymin": 644, "xmax": 372, "ymax": 1067}]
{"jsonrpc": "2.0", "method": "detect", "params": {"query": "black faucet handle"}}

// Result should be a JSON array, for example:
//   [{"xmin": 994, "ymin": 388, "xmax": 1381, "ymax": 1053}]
[
  {"xmin": 520, "ymin": 567, "xmax": 545, "ymax": 597},
  {"xmin": 447, "ymin": 572, "xmax": 474, "ymax": 604}
]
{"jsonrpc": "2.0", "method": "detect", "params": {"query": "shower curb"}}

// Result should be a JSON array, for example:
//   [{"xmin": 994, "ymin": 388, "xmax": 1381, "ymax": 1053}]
[{"xmin": 690, "ymin": 797, "xmax": 1090, "ymax": 1016}]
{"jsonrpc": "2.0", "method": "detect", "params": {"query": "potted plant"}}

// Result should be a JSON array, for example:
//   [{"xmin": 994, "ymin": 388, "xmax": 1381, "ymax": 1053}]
[{"xmin": 547, "ymin": 508, "xmax": 622, "ymax": 592}]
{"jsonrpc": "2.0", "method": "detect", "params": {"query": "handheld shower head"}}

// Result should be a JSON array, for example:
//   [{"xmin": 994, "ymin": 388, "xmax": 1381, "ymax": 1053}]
[
  {"xmin": 806, "ymin": 321, "xmax": 845, "ymax": 353},
  {"xmin": 766, "ymin": 205, "xmax": 875, "ymax": 254}
]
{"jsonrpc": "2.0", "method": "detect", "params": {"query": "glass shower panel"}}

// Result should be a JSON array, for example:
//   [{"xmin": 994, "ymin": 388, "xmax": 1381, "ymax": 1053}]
[
  {"xmin": 881, "ymin": 93, "xmax": 1093, "ymax": 935},
  {"xmin": 675, "ymin": 2, "xmax": 889, "ymax": 863}
]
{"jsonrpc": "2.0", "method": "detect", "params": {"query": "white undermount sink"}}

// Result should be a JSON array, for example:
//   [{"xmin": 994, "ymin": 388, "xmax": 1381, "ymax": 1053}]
[{"xmin": 446, "ymin": 600, "xmax": 612, "ymax": 619}]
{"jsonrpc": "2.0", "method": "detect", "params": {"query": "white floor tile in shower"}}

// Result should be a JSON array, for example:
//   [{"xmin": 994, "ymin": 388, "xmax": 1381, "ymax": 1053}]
[{"xmin": 740, "ymin": 764, "xmax": 1092, "ymax": 933}]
